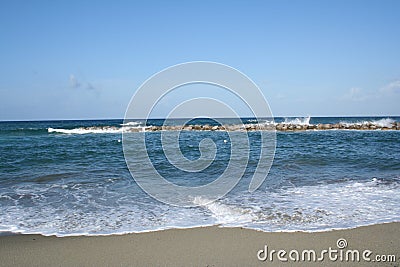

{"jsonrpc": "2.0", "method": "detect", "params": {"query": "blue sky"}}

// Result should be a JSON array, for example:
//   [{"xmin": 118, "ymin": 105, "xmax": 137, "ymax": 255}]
[{"xmin": 0, "ymin": 0, "xmax": 399, "ymax": 120}]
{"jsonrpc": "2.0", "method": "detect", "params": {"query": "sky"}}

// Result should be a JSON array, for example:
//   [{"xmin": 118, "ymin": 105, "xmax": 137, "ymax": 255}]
[{"xmin": 0, "ymin": 0, "xmax": 399, "ymax": 120}]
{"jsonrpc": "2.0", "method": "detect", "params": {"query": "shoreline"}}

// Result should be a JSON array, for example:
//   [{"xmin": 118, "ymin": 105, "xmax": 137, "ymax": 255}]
[
  {"xmin": 1, "ymin": 222, "xmax": 399, "ymax": 266},
  {"xmin": 1, "ymin": 220, "xmax": 399, "ymax": 237}
]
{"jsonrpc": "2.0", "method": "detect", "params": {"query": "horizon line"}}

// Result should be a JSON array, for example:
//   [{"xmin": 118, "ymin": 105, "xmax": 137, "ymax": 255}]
[{"xmin": 1, "ymin": 114, "xmax": 400, "ymax": 123}]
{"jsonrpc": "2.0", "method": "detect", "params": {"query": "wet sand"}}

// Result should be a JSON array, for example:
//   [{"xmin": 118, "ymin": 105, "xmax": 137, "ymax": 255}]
[{"xmin": 0, "ymin": 222, "xmax": 399, "ymax": 267}]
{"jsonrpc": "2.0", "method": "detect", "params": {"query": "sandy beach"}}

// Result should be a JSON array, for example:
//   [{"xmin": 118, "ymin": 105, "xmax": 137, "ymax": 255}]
[{"xmin": 0, "ymin": 222, "xmax": 398, "ymax": 267}]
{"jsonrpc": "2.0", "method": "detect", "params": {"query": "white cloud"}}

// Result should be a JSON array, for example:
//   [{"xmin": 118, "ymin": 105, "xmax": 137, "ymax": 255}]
[
  {"xmin": 69, "ymin": 74, "xmax": 81, "ymax": 88},
  {"xmin": 380, "ymin": 80, "xmax": 400, "ymax": 94},
  {"xmin": 343, "ymin": 79, "xmax": 400, "ymax": 102}
]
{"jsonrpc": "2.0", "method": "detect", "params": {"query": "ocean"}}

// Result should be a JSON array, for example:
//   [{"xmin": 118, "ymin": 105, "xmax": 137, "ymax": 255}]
[{"xmin": 0, "ymin": 116, "xmax": 399, "ymax": 236}]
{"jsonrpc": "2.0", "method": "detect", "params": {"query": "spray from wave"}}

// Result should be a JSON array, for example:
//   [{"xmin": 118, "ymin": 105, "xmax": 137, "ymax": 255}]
[
  {"xmin": 120, "ymin": 121, "xmax": 143, "ymax": 127},
  {"xmin": 282, "ymin": 116, "xmax": 311, "ymax": 125},
  {"xmin": 48, "ymin": 127, "xmax": 124, "ymax": 134},
  {"xmin": 339, "ymin": 118, "xmax": 395, "ymax": 128},
  {"xmin": 48, "ymin": 121, "xmax": 148, "ymax": 134}
]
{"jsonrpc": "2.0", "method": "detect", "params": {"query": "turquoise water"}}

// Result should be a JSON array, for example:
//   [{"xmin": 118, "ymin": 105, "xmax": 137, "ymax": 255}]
[{"xmin": 0, "ymin": 117, "xmax": 399, "ymax": 236}]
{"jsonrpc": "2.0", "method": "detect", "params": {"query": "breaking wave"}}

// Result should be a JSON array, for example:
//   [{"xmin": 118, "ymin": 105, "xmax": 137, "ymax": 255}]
[
  {"xmin": 48, "ymin": 127, "xmax": 124, "ymax": 134},
  {"xmin": 193, "ymin": 197, "xmax": 255, "ymax": 225},
  {"xmin": 340, "ymin": 118, "xmax": 395, "ymax": 128},
  {"xmin": 282, "ymin": 116, "xmax": 311, "ymax": 125}
]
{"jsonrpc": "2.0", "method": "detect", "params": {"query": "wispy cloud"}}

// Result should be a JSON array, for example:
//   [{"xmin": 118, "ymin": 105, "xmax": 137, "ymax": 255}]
[
  {"xmin": 343, "ymin": 87, "xmax": 368, "ymax": 101},
  {"xmin": 343, "ymin": 80, "xmax": 400, "ymax": 102},
  {"xmin": 69, "ymin": 74, "xmax": 99, "ymax": 93},
  {"xmin": 69, "ymin": 74, "xmax": 81, "ymax": 89},
  {"xmin": 380, "ymin": 80, "xmax": 400, "ymax": 94},
  {"xmin": 86, "ymin": 82, "xmax": 96, "ymax": 91}
]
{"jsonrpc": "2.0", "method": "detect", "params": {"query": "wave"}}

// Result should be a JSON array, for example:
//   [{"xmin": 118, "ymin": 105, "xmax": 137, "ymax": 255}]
[
  {"xmin": 120, "ymin": 121, "xmax": 143, "ymax": 126},
  {"xmin": 282, "ymin": 116, "xmax": 311, "ymax": 125},
  {"xmin": 248, "ymin": 177, "xmax": 399, "ymax": 231},
  {"xmin": 48, "ymin": 125, "xmax": 149, "ymax": 134},
  {"xmin": 0, "ymin": 178, "xmax": 399, "ymax": 236},
  {"xmin": 374, "ymin": 118, "xmax": 396, "ymax": 127},
  {"xmin": 339, "ymin": 118, "xmax": 395, "ymax": 128},
  {"xmin": 48, "ymin": 127, "xmax": 124, "ymax": 134},
  {"xmin": 193, "ymin": 196, "xmax": 255, "ymax": 225}
]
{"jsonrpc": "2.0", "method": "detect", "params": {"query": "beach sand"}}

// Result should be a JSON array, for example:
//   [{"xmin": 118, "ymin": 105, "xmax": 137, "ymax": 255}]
[{"xmin": 0, "ymin": 222, "xmax": 398, "ymax": 267}]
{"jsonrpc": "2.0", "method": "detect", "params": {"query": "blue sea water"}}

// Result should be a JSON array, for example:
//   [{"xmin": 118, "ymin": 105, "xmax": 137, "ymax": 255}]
[{"xmin": 0, "ymin": 117, "xmax": 399, "ymax": 236}]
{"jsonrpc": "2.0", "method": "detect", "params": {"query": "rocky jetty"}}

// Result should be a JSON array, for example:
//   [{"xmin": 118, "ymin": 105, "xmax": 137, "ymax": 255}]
[{"xmin": 117, "ymin": 121, "xmax": 400, "ymax": 132}]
